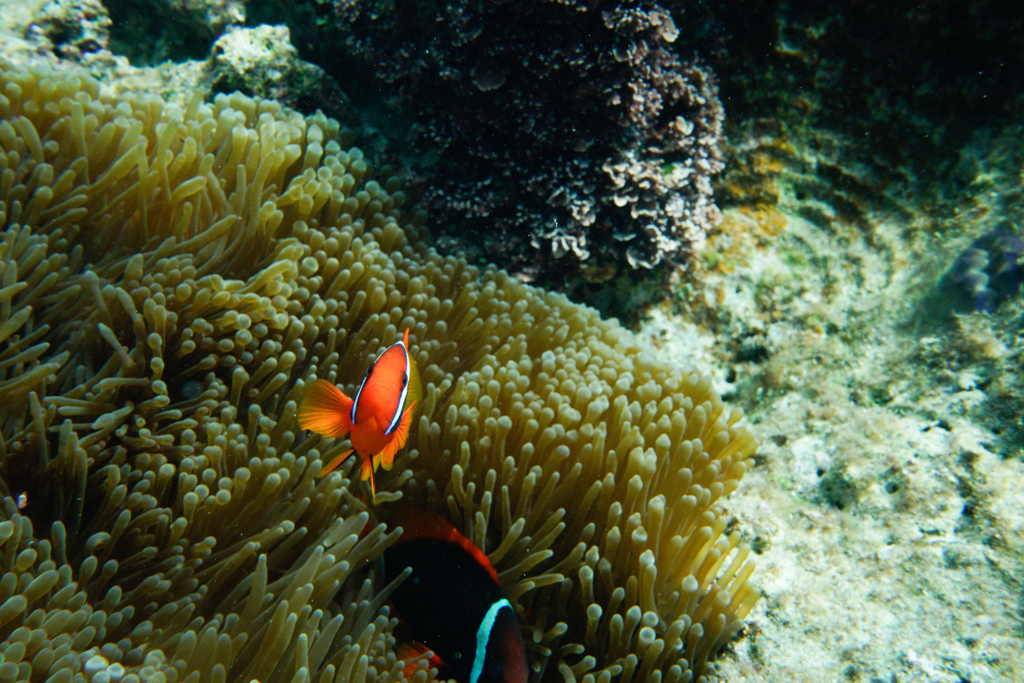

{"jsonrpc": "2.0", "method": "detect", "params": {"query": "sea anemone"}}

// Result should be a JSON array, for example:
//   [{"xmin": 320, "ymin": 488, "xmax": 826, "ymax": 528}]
[{"xmin": 0, "ymin": 62, "xmax": 758, "ymax": 682}]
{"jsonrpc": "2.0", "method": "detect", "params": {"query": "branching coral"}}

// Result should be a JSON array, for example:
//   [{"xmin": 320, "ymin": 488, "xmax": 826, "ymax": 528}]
[
  {"xmin": 324, "ymin": 0, "xmax": 725, "ymax": 282},
  {"xmin": 0, "ymin": 62, "xmax": 757, "ymax": 683}
]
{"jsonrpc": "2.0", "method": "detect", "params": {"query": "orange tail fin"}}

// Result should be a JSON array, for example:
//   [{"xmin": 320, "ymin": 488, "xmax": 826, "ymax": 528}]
[{"xmin": 298, "ymin": 379, "xmax": 353, "ymax": 438}]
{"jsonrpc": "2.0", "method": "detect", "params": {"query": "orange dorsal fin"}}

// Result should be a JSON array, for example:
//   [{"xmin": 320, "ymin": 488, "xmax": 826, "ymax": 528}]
[
  {"xmin": 318, "ymin": 449, "xmax": 354, "ymax": 478},
  {"xmin": 378, "ymin": 400, "xmax": 417, "ymax": 471},
  {"xmin": 298, "ymin": 379, "xmax": 353, "ymax": 438},
  {"xmin": 405, "ymin": 335, "xmax": 422, "ymax": 405},
  {"xmin": 396, "ymin": 507, "xmax": 500, "ymax": 585}
]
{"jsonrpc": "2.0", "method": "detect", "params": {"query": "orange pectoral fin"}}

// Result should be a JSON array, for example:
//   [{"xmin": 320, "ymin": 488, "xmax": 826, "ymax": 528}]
[
  {"xmin": 298, "ymin": 379, "xmax": 353, "ymax": 438},
  {"xmin": 318, "ymin": 449, "xmax": 354, "ymax": 478},
  {"xmin": 397, "ymin": 642, "xmax": 441, "ymax": 681},
  {"xmin": 378, "ymin": 400, "xmax": 416, "ymax": 471}
]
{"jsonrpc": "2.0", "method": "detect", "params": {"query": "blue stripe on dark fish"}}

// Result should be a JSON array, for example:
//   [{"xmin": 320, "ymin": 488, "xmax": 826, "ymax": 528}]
[{"xmin": 383, "ymin": 531, "xmax": 527, "ymax": 683}]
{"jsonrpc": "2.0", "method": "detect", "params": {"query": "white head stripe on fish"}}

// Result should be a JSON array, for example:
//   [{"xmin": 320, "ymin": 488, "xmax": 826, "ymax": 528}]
[
  {"xmin": 350, "ymin": 363, "xmax": 368, "ymax": 425},
  {"xmin": 385, "ymin": 340, "xmax": 411, "ymax": 435},
  {"xmin": 470, "ymin": 598, "xmax": 512, "ymax": 683},
  {"xmin": 349, "ymin": 340, "xmax": 409, "ymax": 428}
]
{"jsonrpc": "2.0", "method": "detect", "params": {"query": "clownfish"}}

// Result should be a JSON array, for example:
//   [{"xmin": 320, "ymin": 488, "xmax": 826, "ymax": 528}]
[
  {"xmin": 384, "ymin": 509, "xmax": 528, "ymax": 683},
  {"xmin": 297, "ymin": 328, "xmax": 421, "ymax": 500}
]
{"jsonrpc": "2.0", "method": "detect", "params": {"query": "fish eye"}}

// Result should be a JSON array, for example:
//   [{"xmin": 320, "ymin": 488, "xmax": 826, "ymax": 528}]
[
  {"xmin": 365, "ymin": 362, "xmax": 375, "ymax": 376},
  {"xmin": 401, "ymin": 374, "xmax": 408, "ymax": 388}
]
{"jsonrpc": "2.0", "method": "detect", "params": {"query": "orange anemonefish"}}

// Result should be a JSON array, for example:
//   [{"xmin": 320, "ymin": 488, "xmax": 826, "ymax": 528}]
[
  {"xmin": 384, "ymin": 509, "xmax": 528, "ymax": 683},
  {"xmin": 297, "ymin": 328, "xmax": 421, "ymax": 499}
]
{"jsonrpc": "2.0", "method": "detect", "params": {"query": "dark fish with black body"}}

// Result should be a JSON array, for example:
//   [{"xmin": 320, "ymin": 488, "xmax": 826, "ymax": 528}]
[{"xmin": 384, "ymin": 509, "xmax": 528, "ymax": 683}]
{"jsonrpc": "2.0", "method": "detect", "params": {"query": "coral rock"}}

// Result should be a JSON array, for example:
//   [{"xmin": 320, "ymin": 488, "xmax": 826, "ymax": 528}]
[{"xmin": 326, "ymin": 1, "xmax": 725, "ymax": 283}]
